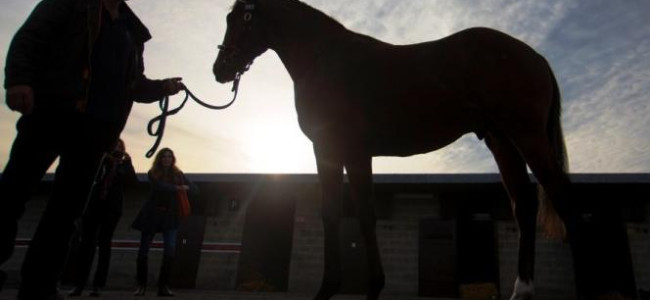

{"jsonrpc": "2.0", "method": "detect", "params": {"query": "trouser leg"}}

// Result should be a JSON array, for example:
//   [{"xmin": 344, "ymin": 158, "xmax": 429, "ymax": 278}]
[
  {"xmin": 137, "ymin": 232, "xmax": 155, "ymax": 287},
  {"xmin": 0, "ymin": 115, "xmax": 58, "ymax": 266},
  {"xmin": 74, "ymin": 215, "xmax": 101, "ymax": 289},
  {"xmin": 157, "ymin": 230, "xmax": 177, "ymax": 296},
  {"xmin": 93, "ymin": 213, "xmax": 121, "ymax": 288},
  {"xmin": 18, "ymin": 114, "xmax": 110, "ymax": 299},
  {"xmin": 158, "ymin": 229, "xmax": 177, "ymax": 287},
  {"xmin": 157, "ymin": 256, "xmax": 174, "ymax": 289},
  {"xmin": 0, "ymin": 114, "xmax": 58, "ymax": 293}
]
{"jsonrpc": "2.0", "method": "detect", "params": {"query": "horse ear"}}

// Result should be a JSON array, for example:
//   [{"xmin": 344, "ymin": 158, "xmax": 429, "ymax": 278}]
[{"xmin": 236, "ymin": 0, "xmax": 256, "ymax": 10}]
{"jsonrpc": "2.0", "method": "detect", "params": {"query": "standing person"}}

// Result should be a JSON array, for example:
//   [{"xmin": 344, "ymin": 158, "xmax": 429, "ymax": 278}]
[
  {"xmin": 131, "ymin": 148, "xmax": 198, "ymax": 297},
  {"xmin": 0, "ymin": 0, "xmax": 185, "ymax": 298},
  {"xmin": 68, "ymin": 138, "xmax": 137, "ymax": 297}
]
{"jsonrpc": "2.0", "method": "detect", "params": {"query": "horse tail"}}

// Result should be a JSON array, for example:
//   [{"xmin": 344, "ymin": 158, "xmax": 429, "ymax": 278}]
[{"xmin": 537, "ymin": 62, "xmax": 569, "ymax": 240}]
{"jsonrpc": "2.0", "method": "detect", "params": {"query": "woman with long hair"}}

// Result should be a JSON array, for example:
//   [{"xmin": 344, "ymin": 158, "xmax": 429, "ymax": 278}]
[
  {"xmin": 69, "ymin": 138, "xmax": 137, "ymax": 297},
  {"xmin": 131, "ymin": 148, "xmax": 199, "ymax": 297}
]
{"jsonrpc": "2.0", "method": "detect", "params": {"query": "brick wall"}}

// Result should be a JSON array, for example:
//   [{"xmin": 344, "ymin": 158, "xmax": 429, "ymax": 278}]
[
  {"xmin": 195, "ymin": 185, "xmax": 247, "ymax": 290},
  {"xmin": 378, "ymin": 193, "xmax": 441, "ymax": 295},
  {"xmin": 3, "ymin": 174, "xmax": 648, "ymax": 299},
  {"xmin": 3, "ymin": 181, "xmax": 246, "ymax": 292},
  {"xmin": 287, "ymin": 183, "xmax": 323, "ymax": 293}
]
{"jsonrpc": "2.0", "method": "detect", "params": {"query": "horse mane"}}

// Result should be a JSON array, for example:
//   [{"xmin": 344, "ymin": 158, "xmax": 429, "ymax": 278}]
[{"xmin": 264, "ymin": 0, "xmax": 347, "ymax": 32}]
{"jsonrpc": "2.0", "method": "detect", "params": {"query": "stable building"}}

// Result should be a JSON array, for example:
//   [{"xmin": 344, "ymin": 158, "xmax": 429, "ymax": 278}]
[{"xmin": 3, "ymin": 173, "xmax": 649, "ymax": 299}]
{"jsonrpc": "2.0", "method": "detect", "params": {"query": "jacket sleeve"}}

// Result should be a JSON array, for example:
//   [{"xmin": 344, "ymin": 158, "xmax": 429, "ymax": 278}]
[
  {"xmin": 182, "ymin": 174, "xmax": 200, "ymax": 196},
  {"xmin": 117, "ymin": 157, "xmax": 139, "ymax": 186},
  {"xmin": 4, "ymin": 0, "xmax": 75, "ymax": 88},
  {"xmin": 129, "ymin": 44, "xmax": 167, "ymax": 103},
  {"xmin": 148, "ymin": 171, "xmax": 178, "ymax": 192}
]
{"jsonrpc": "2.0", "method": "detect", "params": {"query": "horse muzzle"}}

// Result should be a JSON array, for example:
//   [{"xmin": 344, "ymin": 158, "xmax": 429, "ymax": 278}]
[{"xmin": 213, "ymin": 62, "xmax": 237, "ymax": 84}]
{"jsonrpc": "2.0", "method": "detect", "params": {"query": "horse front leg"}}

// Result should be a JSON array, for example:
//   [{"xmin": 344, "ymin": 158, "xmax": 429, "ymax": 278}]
[
  {"xmin": 346, "ymin": 154, "xmax": 384, "ymax": 300},
  {"xmin": 313, "ymin": 146, "xmax": 344, "ymax": 300}
]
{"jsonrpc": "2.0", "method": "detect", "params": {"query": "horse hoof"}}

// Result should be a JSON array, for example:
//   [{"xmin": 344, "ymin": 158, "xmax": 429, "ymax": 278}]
[
  {"xmin": 509, "ymin": 277, "xmax": 534, "ymax": 300},
  {"xmin": 312, "ymin": 281, "xmax": 340, "ymax": 300},
  {"xmin": 365, "ymin": 274, "xmax": 385, "ymax": 300},
  {"xmin": 367, "ymin": 289, "xmax": 382, "ymax": 300}
]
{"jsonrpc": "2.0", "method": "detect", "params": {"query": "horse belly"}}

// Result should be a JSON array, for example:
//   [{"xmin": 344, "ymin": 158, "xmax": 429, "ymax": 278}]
[{"xmin": 369, "ymin": 110, "xmax": 478, "ymax": 157}]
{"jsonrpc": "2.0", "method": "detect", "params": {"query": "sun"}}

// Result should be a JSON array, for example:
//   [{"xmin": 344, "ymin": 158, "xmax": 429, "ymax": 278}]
[{"xmin": 241, "ymin": 121, "xmax": 314, "ymax": 173}]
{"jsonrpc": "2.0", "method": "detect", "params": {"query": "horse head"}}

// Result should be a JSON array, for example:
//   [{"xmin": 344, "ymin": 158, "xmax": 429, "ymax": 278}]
[{"xmin": 214, "ymin": 0, "xmax": 270, "ymax": 83}]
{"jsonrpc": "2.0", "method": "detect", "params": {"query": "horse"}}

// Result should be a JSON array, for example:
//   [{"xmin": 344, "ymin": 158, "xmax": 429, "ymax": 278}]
[{"xmin": 213, "ymin": 0, "xmax": 593, "ymax": 299}]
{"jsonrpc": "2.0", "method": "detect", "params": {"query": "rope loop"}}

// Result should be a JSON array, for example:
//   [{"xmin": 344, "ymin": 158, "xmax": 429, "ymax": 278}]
[{"xmin": 145, "ymin": 77, "xmax": 240, "ymax": 158}]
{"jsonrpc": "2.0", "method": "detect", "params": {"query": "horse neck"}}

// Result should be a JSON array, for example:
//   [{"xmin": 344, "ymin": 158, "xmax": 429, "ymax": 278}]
[{"xmin": 262, "ymin": 0, "xmax": 348, "ymax": 80}]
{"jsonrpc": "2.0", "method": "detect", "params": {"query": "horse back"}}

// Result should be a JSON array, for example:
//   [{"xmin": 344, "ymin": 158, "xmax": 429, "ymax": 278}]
[{"xmin": 295, "ymin": 27, "xmax": 554, "ymax": 157}]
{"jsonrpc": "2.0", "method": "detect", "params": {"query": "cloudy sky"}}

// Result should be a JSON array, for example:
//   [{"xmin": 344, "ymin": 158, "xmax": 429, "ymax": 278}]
[{"xmin": 0, "ymin": 0, "xmax": 649, "ymax": 174}]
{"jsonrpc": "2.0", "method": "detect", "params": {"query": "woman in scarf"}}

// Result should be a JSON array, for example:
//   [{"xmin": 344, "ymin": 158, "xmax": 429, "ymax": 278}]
[{"xmin": 131, "ymin": 148, "xmax": 198, "ymax": 296}]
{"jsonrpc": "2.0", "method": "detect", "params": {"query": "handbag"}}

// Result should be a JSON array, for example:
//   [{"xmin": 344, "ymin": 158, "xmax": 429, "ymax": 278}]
[{"xmin": 176, "ymin": 176, "xmax": 191, "ymax": 217}]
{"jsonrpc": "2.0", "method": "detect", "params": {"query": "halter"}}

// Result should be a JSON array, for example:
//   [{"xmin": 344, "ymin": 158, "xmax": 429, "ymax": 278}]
[
  {"xmin": 217, "ymin": 0, "xmax": 257, "ymax": 76},
  {"xmin": 146, "ymin": 0, "xmax": 257, "ymax": 158}
]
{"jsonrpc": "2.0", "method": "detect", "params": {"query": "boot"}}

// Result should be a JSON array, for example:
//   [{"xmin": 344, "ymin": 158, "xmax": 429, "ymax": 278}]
[
  {"xmin": 158, "ymin": 285, "xmax": 175, "ymax": 297},
  {"xmin": 157, "ymin": 256, "xmax": 174, "ymax": 297},
  {"xmin": 134, "ymin": 285, "xmax": 146, "ymax": 297},
  {"xmin": 134, "ymin": 255, "xmax": 148, "ymax": 296},
  {"xmin": 67, "ymin": 286, "xmax": 83, "ymax": 297},
  {"xmin": 88, "ymin": 286, "xmax": 101, "ymax": 297}
]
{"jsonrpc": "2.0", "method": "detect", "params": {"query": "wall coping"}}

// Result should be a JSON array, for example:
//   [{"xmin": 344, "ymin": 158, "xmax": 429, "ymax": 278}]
[{"xmin": 23, "ymin": 173, "xmax": 650, "ymax": 184}]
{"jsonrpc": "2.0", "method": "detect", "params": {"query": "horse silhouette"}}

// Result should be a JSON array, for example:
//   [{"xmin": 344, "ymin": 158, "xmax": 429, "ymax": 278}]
[{"xmin": 213, "ymin": 1, "xmax": 594, "ymax": 299}]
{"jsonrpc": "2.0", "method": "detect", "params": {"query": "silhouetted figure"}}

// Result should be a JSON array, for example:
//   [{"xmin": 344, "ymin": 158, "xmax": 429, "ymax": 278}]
[
  {"xmin": 68, "ymin": 139, "xmax": 137, "ymax": 297},
  {"xmin": 0, "ymin": 0, "xmax": 184, "ymax": 298},
  {"xmin": 212, "ymin": 1, "xmax": 602, "ymax": 300},
  {"xmin": 131, "ymin": 148, "xmax": 199, "ymax": 297}
]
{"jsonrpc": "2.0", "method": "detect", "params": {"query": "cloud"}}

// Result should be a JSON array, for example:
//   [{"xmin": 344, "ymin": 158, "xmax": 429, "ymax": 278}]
[
  {"xmin": 1, "ymin": 0, "xmax": 648, "ymax": 174},
  {"xmin": 303, "ymin": 0, "xmax": 650, "ymax": 173},
  {"xmin": 539, "ymin": 0, "xmax": 650, "ymax": 172}
]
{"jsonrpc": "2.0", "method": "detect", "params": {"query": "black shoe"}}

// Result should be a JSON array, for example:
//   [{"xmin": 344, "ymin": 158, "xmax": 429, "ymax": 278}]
[
  {"xmin": 89, "ymin": 286, "xmax": 101, "ymax": 297},
  {"xmin": 157, "ymin": 285, "xmax": 174, "ymax": 297},
  {"xmin": 47, "ymin": 293, "xmax": 66, "ymax": 300},
  {"xmin": 18, "ymin": 288, "xmax": 65, "ymax": 300},
  {"xmin": 39, "ymin": 292, "xmax": 65, "ymax": 300},
  {"xmin": 68, "ymin": 286, "xmax": 83, "ymax": 297},
  {"xmin": 134, "ymin": 285, "xmax": 146, "ymax": 296}
]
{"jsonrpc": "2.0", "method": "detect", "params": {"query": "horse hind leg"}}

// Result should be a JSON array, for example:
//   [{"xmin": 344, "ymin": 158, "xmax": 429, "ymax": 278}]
[
  {"xmin": 485, "ymin": 133, "xmax": 537, "ymax": 300},
  {"xmin": 512, "ymin": 133, "xmax": 596, "ymax": 299}
]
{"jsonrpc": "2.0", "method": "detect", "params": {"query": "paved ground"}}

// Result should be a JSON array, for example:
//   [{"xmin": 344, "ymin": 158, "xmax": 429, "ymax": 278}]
[{"xmin": 0, "ymin": 288, "xmax": 456, "ymax": 300}]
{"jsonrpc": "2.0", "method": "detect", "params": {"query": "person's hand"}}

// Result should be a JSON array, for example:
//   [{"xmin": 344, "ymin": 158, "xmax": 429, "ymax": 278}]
[
  {"xmin": 6, "ymin": 85, "xmax": 34, "ymax": 115},
  {"xmin": 116, "ymin": 153, "xmax": 130, "ymax": 164},
  {"xmin": 163, "ymin": 77, "xmax": 184, "ymax": 96}
]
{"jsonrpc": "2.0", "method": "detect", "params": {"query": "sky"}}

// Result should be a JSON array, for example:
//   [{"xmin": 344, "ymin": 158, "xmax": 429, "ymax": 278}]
[{"xmin": 0, "ymin": 0, "xmax": 649, "ymax": 174}]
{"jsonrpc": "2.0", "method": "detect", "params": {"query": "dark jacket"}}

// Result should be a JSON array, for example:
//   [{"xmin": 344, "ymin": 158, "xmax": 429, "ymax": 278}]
[
  {"xmin": 4, "ymin": 0, "xmax": 167, "ymax": 130},
  {"xmin": 85, "ymin": 153, "xmax": 138, "ymax": 216},
  {"xmin": 131, "ymin": 171, "xmax": 199, "ymax": 233}
]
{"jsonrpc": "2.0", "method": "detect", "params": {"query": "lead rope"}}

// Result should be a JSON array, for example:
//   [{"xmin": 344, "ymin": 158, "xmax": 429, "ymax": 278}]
[{"xmin": 145, "ymin": 73, "xmax": 241, "ymax": 158}]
